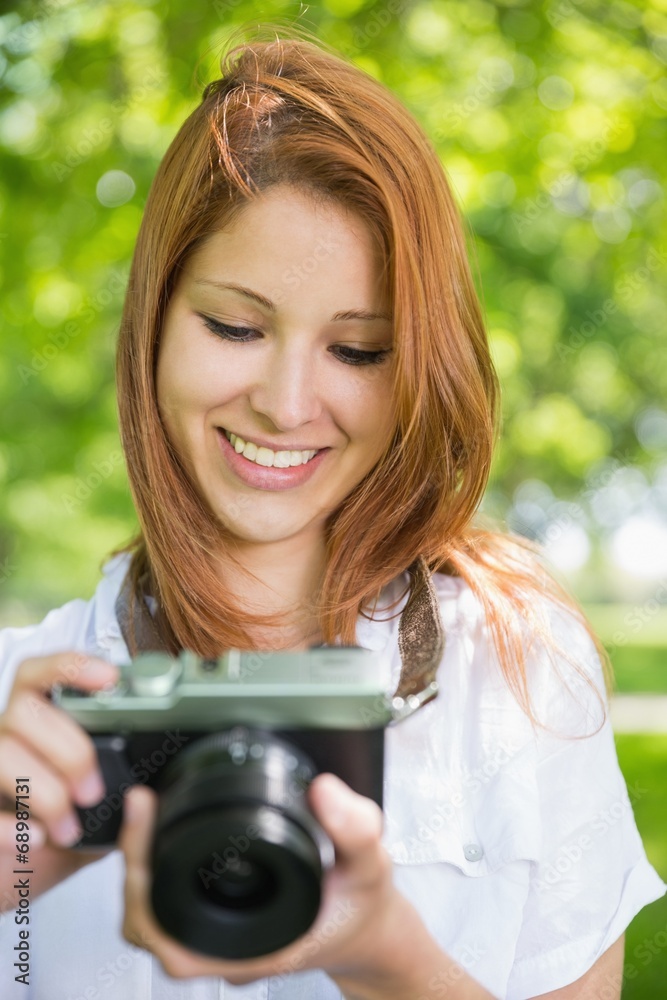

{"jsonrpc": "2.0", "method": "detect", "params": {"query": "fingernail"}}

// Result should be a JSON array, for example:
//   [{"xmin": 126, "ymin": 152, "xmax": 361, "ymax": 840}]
[
  {"xmin": 123, "ymin": 788, "xmax": 140, "ymax": 824},
  {"xmin": 81, "ymin": 657, "xmax": 116, "ymax": 676},
  {"xmin": 322, "ymin": 775, "xmax": 349, "ymax": 828},
  {"xmin": 76, "ymin": 772, "xmax": 106, "ymax": 807},
  {"xmin": 53, "ymin": 814, "xmax": 83, "ymax": 848},
  {"xmin": 29, "ymin": 824, "xmax": 46, "ymax": 849}
]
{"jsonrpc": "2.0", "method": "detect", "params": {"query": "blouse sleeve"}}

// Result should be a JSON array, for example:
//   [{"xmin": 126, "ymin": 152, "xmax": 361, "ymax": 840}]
[
  {"xmin": 0, "ymin": 598, "xmax": 94, "ymax": 713},
  {"xmin": 505, "ymin": 605, "xmax": 667, "ymax": 999}
]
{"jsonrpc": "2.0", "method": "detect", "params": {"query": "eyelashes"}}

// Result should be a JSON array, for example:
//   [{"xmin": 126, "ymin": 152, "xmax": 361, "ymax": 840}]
[
  {"xmin": 197, "ymin": 314, "xmax": 391, "ymax": 367},
  {"xmin": 330, "ymin": 344, "xmax": 391, "ymax": 366},
  {"xmin": 198, "ymin": 315, "xmax": 251, "ymax": 341}
]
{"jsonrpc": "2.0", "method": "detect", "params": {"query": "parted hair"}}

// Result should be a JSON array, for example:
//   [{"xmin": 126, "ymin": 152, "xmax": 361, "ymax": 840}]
[{"xmin": 110, "ymin": 20, "xmax": 614, "ymax": 736}]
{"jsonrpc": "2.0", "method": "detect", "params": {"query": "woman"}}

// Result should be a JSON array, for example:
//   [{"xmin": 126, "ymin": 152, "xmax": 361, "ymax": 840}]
[{"xmin": 0, "ymin": 23, "xmax": 664, "ymax": 1000}]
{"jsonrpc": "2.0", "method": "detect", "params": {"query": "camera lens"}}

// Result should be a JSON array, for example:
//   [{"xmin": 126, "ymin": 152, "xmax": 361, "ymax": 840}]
[
  {"xmin": 149, "ymin": 727, "xmax": 334, "ymax": 959},
  {"xmin": 202, "ymin": 855, "xmax": 277, "ymax": 910}
]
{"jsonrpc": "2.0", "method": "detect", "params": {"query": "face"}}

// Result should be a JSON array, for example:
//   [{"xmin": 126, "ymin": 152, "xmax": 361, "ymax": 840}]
[{"xmin": 156, "ymin": 184, "xmax": 396, "ymax": 552}]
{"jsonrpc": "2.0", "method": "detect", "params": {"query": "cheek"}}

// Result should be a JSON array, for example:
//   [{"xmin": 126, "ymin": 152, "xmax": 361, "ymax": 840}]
[
  {"xmin": 156, "ymin": 369, "xmax": 184, "ymax": 431},
  {"xmin": 351, "ymin": 379, "xmax": 395, "ymax": 451},
  {"xmin": 157, "ymin": 342, "xmax": 232, "ymax": 428},
  {"xmin": 156, "ymin": 353, "xmax": 205, "ymax": 462}
]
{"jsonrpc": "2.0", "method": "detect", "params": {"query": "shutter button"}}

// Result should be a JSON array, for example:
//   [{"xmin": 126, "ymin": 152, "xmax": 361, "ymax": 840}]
[{"xmin": 463, "ymin": 843, "xmax": 484, "ymax": 862}]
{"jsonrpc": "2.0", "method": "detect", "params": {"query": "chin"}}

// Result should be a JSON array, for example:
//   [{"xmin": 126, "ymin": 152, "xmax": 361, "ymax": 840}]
[{"xmin": 213, "ymin": 514, "xmax": 306, "ymax": 545}]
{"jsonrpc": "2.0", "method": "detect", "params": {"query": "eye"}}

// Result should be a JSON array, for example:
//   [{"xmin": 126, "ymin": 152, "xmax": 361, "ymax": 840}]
[
  {"xmin": 330, "ymin": 345, "xmax": 391, "ymax": 366},
  {"xmin": 198, "ymin": 314, "xmax": 258, "ymax": 343},
  {"xmin": 197, "ymin": 313, "xmax": 392, "ymax": 366}
]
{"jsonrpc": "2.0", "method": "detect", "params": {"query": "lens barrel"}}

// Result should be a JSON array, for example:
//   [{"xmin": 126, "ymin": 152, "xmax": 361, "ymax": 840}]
[{"xmin": 150, "ymin": 727, "xmax": 333, "ymax": 959}]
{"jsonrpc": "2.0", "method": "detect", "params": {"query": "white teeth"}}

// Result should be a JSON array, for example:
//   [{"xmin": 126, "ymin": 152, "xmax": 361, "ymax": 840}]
[{"xmin": 226, "ymin": 431, "xmax": 318, "ymax": 468}]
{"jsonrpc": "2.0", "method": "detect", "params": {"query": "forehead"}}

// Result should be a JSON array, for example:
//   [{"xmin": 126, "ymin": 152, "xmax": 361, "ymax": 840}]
[
  {"xmin": 186, "ymin": 184, "xmax": 385, "ymax": 268},
  {"xmin": 178, "ymin": 187, "xmax": 390, "ymax": 309}
]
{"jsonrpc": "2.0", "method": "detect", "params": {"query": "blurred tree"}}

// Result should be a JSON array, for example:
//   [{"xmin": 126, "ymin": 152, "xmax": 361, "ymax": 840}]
[
  {"xmin": 0, "ymin": 0, "xmax": 665, "ymax": 619},
  {"xmin": 2, "ymin": 8, "xmax": 665, "ymax": 996}
]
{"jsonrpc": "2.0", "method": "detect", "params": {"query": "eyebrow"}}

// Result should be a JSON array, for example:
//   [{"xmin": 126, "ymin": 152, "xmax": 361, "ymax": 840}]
[{"xmin": 194, "ymin": 279, "xmax": 392, "ymax": 323}]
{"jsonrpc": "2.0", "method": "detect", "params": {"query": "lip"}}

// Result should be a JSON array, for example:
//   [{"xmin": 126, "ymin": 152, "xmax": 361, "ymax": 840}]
[
  {"xmin": 216, "ymin": 428, "xmax": 330, "ymax": 491},
  {"xmin": 220, "ymin": 428, "xmax": 326, "ymax": 452}
]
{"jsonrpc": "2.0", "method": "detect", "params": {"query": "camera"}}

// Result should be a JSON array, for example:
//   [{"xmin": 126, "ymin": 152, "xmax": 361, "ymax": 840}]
[{"xmin": 52, "ymin": 646, "xmax": 423, "ymax": 960}]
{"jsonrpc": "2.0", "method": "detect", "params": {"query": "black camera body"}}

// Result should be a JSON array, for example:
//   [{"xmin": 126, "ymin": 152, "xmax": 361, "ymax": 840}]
[{"xmin": 53, "ymin": 647, "xmax": 397, "ymax": 960}]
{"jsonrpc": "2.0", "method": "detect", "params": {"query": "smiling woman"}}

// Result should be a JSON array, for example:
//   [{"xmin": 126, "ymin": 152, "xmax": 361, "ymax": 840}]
[
  {"xmin": 153, "ymin": 186, "xmax": 397, "ymax": 643},
  {"xmin": 0, "ymin": 18, "xmax": 664, "ymax": 1000}
]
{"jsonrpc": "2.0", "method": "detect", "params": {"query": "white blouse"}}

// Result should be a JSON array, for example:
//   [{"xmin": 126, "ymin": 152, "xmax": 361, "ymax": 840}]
[{"xmin": 0, "ymin": 552, "xmax": 664, "ymax": 1000}]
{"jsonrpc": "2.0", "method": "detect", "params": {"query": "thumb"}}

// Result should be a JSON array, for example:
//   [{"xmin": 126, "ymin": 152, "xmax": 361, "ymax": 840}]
[
  {"xmin": 308, "ymin": 773, "xmax": 384, "ymax": 872},
  {"xmin": 119, "ymin": 784, "xmax": 158, "ymax": 873}
]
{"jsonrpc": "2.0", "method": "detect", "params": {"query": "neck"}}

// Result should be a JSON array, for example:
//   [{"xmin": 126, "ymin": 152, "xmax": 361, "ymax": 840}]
[{"xmin": 219, "ymin": 531, "xmax": 328, "ymax": 650}]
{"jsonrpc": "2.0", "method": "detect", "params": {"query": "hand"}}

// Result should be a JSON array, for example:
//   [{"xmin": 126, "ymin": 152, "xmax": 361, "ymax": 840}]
[
  {"xmin": 0, "ymin": 652, "xmax": 120, "ymax": 909},
  {"xmin": 119, "ymin": 772, "xmax": 411, "ymax": 987}
]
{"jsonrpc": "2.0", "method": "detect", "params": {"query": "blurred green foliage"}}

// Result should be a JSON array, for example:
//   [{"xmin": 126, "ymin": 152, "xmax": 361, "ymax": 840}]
[
  {"xmin": 1, "ymin": 5, "xmax": 665, "ymax": 994},
  {"xmin": 0, "ymin": 0, "xmax": 666, "ymax": 620},
  {"xmin": 615, "ymin": 735, "xmax": 667, "ymax": 997}
]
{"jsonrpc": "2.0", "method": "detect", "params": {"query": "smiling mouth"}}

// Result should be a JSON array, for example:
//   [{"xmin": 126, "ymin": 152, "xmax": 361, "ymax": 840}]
[{"xmin": 220, "ymin": 428, "xmax": 324, "ymax": 469}]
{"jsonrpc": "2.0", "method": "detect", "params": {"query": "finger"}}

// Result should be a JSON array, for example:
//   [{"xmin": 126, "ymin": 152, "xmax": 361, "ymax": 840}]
[
  {"xmin": 308, "ymin": 773, "xmax": 385, "ymax": 877},
  {"xmin": 0, "ymin": 693, "xmax": 106, "ymax": 807},
  {"xmin": 119, "ymin": 786, "xmax": 161, "ymax": 951},
  {"xmin": 0, "ymin": 735, "xmax": 83, "ymax": 847},
  {"xmin": 118, "ymin": 784, "xmax": 158, "ymax": 877},
  {"xmin": 119, "ymin": 786, "xmax": 229, "ymax": 978},
  {"xmin": 119, "ymin": 791, "xmax": 316, "ymax": 982},
  {"xmin": 11, "ymin": 652, "xmax": 118, "ymax": 698}
]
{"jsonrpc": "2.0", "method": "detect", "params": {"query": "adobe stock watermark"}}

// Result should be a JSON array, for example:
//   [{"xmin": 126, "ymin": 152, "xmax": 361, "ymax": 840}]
[
  {"xmin": 547, "ymin": 0, "xmax": 589, "ymax": 29},
  {"xmin": 556, "ymin": 246, "xmax": 667, "ymax": 360},
  {"xmin": 627, "ymin": 921, "xmax": 667, "ymax": 977},
  {"xmin": 63, "ymin": 930, "xmax": 156, "ymax": 1000},
  {"xmin": 25, "ymin": 653, "xmax": 118, "ymax": 722},
  {"xmin": 77, "ymin": 730, "xmax": 190, "ymax": 844},
  {"xmin": 432, "ymin": 62, "xmax": 514, "ymax": 138},
  {"xmin": 197, "ymin": 822, "xmax": 262, "ymax": 892},
  {"xmin": 61, "ymin": 451, "xmax": 124, "ymax": 514},
  {"xmin": 211, "ymin": 0, "xmax": 246, "ymax": 17},
  {"xmin": 0, "ymin": 556, "xmax": 18, "ymax": 585},
  {"xmin": 512, "ymin": 119, "xmax": 625, "ymax": 233},
  {"xmin": 4, "ymin": 0, "xmax": 70, "ymax": 50},
  {"xmin": 212, "ymin": 0, "xmax": 412, "ymax": 54},
  {"xmin": 197, "ymin": 757, "xmax": 311, "ymax": 892},
  {"xmin": 533, "ymin": 780, "xmax": 648, "ymax": 893},
  {"xmin": 526, "ymin": 449, "xmax": 636, "ymax": 555},
  {"xmin": 18, "ymin": 269, "xmax": 128, "ymax": 385},
  {"xmin": 347, "ymin": 0, "xmax": 412, "ymax": 53},
  {"xmin": 267, "ymin": 236, "xmax": 341, "ymax": 306},
  {"xmin": 416, "ymin": 941, "xmax": 488, "ymax": 999},
  {"xmin": 93, "ymin": 624, "xmax": 126, "ymax": 656},
  {"xmin": 268, "ymin": 898, "xmax": 359, "ymax": 990},
  {"xmin": 611, "ymin": 579, "xmax": 667, "ymax": 648},
  {"xmin": 51, "ymin": 68, "xmax": 167, "ymax": 182},
  {"xmin": 393, "ymin": 739, "xmax": 523, "ymax": 857},
  {"xmin": 593, "ymin": 919, "xmax": 667, "ymax": 999}
]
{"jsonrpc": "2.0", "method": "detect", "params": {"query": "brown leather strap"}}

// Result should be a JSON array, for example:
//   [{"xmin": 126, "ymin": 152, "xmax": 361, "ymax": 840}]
[
  {"xmin": 395, "ymin": 555, "xmax": 445, "ymax": 698},
  {"xmin": 114, "ymin": 556, "xmax": 445, "ymax": 700},
  {"xmin": 115, "ymin": 570, "xmax": 166, "ymax": 656}
]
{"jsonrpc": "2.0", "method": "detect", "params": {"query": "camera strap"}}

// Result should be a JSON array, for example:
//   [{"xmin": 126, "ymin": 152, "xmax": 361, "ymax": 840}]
[
  {"xmin": 114, "ymin": 554, "xmax": 445, "ymax": 703},
  {"xmin": 395, "ymin": 555, "xmax": 445, "ymax": 701}
]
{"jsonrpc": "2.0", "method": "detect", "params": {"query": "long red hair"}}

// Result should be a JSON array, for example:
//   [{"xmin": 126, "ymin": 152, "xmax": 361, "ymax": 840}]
[{"xmin": 111, "ymin": 21, "xmax": 614, "ymax": 737}]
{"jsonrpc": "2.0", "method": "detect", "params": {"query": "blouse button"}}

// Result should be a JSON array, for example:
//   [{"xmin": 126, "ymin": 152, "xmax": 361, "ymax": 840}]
[{"xmin": 463, "ymin": 843, "xmax": 484, "ymax": 862}]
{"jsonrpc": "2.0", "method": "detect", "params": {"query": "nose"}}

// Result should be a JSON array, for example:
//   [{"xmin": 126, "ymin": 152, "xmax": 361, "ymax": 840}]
[{"xmin": 248, "ymin": 339, "xmax": 324, "ymax": 431}]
